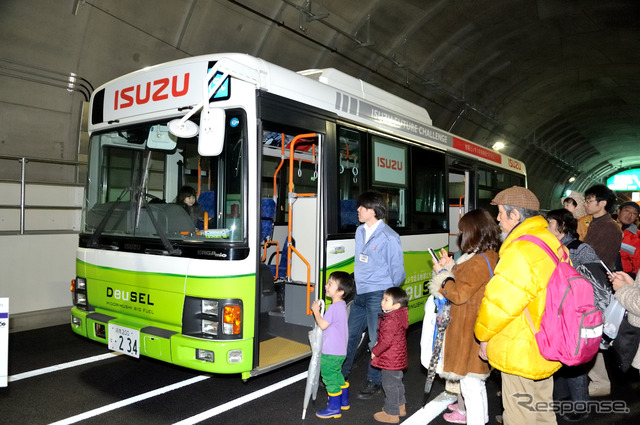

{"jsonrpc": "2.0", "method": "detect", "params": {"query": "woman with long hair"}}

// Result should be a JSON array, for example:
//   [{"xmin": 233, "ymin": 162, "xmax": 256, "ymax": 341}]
[{"xmin": 429, "ymin": 208, "xmax": 501, "ymax": 425}]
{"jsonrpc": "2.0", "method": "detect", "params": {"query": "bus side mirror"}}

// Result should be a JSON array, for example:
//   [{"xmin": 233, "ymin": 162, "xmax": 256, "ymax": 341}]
[{"xmin": 198, "ymin": 108, "xmax": 225, "ymax": 156}]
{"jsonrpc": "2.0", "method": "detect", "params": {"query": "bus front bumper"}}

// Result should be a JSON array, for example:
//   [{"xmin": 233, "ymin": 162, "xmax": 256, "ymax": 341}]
[{"xmin": 70, "ymin": 307, "xmax": 254, "ymax": 375}]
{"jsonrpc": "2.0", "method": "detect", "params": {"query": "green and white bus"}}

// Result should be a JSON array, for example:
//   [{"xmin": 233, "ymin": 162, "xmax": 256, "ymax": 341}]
[{"xmin": 70, "ymin": 53, "xmax": 526, "ymax": 379}]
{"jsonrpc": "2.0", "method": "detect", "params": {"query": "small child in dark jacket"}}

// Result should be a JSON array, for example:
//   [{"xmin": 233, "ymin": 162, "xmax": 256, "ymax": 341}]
[{"xmin": 371, "ymin": 286, "xmax": 409, "ymax": 424}]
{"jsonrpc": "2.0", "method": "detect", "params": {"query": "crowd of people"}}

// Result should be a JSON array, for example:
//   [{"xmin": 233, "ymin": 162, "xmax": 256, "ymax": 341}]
[{"xmin": 309, "ymin": 187, "xmax": 640, "ymax": 424}]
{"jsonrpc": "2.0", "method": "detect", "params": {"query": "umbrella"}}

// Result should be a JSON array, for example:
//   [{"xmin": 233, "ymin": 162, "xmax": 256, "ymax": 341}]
[
  {"xmin": 424, "ymin": 297, "xmax": 451, "ymax": 394},
  {"xmin": 302, "ymin": 299, "xmax": 324, "ymax": 420}
]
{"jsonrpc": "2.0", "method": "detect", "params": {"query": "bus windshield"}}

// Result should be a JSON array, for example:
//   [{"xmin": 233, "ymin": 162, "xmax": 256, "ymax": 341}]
[{"xmin": 82, "ymin": 110, "xmax": 247, "ymax": 251}]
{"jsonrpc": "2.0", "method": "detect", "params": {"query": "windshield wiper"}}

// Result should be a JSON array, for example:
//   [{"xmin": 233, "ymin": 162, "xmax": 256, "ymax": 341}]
[
  {"xmin": 134, "ymin": 150, "xmax": 182, "ymax": 256},
  {"xmin": 140, "ymin": 195, "xmax": 182, "ymax": 256},
  {"xmin": 87, "ymin": 186, "xmax": 131, "ymax": 248}
]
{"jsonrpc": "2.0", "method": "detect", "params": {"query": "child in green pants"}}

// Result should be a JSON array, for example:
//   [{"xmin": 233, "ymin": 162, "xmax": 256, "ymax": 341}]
[{"xmin": 311, "ymin": 271, "xmax": 355, "ymax": 419}]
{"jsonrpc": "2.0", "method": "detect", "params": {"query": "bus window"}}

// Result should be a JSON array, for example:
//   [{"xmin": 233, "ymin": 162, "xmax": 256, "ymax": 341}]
[
  {"xmin": 83, "ymin": 110, "xmax": 247, "ymax": 247},
  {"xmin": 261, "ymin": 128, "xmax": 318, "ymax": 224},
  {"xmin": 410, "ymin": 147, "xmax": 447, "ymax": 231},
  {"xmin": 477, "ymin": 167, "xmax": 526, "ymax": 217},
  {"xmin": 370, "ymin": 136, "xmax": 408, "ymax": 228},
  {"xmin": 337, "ymin": 127, "xmax": 363, "ymax": 231}
]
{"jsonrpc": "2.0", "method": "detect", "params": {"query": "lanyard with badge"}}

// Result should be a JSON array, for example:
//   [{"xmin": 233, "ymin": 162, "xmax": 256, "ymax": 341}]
[{"xmin": 359, "ymin": 231, "xmax": 375, "ymax": 264}]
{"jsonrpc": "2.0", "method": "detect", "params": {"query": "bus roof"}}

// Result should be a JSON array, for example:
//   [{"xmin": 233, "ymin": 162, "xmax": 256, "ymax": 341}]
[{"xmin": 90, "ymin": 53, "xmax": 525, "ymax": 175}]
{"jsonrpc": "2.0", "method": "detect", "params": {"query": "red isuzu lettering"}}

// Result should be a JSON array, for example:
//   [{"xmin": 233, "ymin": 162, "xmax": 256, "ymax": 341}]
[
  {"xmin": 114, "ymin": 73, "xmax": 190, "ymax": 110},
  {"xmin": 377, "ymin": 157, "xmax": 404, "ymax": 170}
]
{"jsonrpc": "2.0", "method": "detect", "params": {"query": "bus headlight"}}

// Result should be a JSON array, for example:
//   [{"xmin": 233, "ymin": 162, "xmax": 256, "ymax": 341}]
[
  {"xmin": 182, "ymin": 297, "xmax": 243, "ymax": 339},
  {"xmin": 76, "ymin": 278, "xmax": 86, "ymax": 290},
  {"xmin": 202, "ymin": 319, "xmax": 218, "ymax": 336},
  {"xmin": 202, "ymin": 299, "xmax": 218, "ymax": 315},
  {"xmin": 71, "ymin": 277, "xmax": 88, "ymax": 309}
]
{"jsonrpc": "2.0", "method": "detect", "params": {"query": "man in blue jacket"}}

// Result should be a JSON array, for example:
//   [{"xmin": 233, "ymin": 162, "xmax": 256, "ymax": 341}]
[{"xmin": 342, "ymin": 191, "xmax": 406, "ymax": 399}]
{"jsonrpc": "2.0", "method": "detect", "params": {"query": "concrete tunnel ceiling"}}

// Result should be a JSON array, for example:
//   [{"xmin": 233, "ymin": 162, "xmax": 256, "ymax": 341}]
[{"xmin": 3, "ymin": 0, "xmax": 639, "ymax": 209}]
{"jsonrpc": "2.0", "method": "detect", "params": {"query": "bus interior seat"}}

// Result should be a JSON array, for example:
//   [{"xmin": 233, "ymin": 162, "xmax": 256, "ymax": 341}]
[
  {"xmin": 198, "ymin": 191, "xmax": 216, "ymax": 228},
  {"xmin": 260, "ymin": 198, "xmax": 276, "ymax": 242}
]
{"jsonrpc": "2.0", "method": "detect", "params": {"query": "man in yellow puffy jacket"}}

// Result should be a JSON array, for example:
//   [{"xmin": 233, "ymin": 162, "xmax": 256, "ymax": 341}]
[{"xmin": 475, "ymin": 186, "xmax": 562, "ymax": 425}]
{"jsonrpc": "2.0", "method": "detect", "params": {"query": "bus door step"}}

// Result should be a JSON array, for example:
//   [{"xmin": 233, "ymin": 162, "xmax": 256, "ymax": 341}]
[{"xmin": 284, "ymin": 280, "xmax": 316, "ymax": 327}]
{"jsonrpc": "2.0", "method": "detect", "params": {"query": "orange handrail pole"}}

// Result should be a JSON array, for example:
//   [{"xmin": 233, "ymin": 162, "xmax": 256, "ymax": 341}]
[
  {"xmin": 287, "ymin": 203, "xmax": 293, "ymax": 279},
  {"xmin": 289, "ymin": 244, "xmax": 313, "ymax": 314},
  {"xmin": 272, "ymin": 133, "xmax": 286, "ymax": 200},
  {"xmin": 288, "ymin": 133, "xmax": 318, "ymax": 195},
  {"xmin": 273, "ymin": 160, "xmax": 285, "ymax": 201},
  {"xmin": 261, "ymin": 241, "xmax": 280, "ymax": 279},
  {"xmin": 459, "ymin": 194, "xmax": 465, "ymax": 219},
  {"xmin": 286, "ymin": 133, "xmax": 318, "ymax": 282}
]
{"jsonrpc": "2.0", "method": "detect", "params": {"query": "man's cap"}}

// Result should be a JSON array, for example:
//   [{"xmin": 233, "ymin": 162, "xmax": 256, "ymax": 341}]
[
  {"xmin": 619, "ymin": 201, "xmax": 640, "ymax": 214},
  {"xmin": 491, "ymin": 186, "xmax": 540, "ymax": 211}
]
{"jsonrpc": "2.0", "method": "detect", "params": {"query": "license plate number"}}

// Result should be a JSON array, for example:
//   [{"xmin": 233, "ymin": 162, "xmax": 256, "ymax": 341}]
[{"xmin": 108, "ymin": 324, "xmax": 140, "ymax": 358}]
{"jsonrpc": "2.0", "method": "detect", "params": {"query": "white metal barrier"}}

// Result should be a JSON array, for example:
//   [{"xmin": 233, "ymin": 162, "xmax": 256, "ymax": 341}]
[{"xmin": 0, "ymin": 156, "xmax": 85, "ymax": 332}]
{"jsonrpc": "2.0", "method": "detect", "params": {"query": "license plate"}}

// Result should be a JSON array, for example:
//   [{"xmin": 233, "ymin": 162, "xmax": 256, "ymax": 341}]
[{"xmin": 108, "ymin": 324, "xmax": 140, "ymax": 358}]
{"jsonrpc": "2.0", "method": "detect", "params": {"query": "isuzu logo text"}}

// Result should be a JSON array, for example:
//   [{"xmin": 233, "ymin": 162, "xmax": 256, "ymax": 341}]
[
  {"xmin": 377, "ymin": 157, "xmax": 404, "ymax": 171},
  {"xmin": 114, "ymin": 73, "xmax": 190, "ymax": 110},
  {"xmin": 509, "ymin": 158, "xmax": 522, "ymax": 170}
]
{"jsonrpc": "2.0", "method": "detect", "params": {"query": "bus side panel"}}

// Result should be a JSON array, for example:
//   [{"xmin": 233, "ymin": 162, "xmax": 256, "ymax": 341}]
[
  {"xmin": 82, "ymin": 261, "xmax": 186, "ymax": 328},
  {"xmin": 325, "ymin": 234, "xmax": 448, "ymax": 324}
]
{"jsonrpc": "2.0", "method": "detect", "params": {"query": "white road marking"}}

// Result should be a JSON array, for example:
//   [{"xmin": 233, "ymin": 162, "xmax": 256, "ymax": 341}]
[
  {"xmin": 9, "ymin": 352, "xmax": 121, "ymax": 382},
  {"xmin": 11, "ymin": 351, "xmax": 308, "ymax": 425},
  {"xmin": 49, "ymin": 375, "xmax": 210, "ymax": 425},
  {"xmin": 401, "ymin": 391, "xmax": 457, "ymax": 424},
  {"xmin": 173, "ymin": 371, "xmax": 309, "ymax": 424}
]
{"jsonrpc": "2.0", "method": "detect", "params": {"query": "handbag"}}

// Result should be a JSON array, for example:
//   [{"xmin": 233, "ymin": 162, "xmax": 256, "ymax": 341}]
[
  {"xmin": 611, "ymin": 312, "xmax": 640, "ymax": 373},
  {"xmin": 420, "ymin": 295, "xmax": 437, "ymax": 368}
]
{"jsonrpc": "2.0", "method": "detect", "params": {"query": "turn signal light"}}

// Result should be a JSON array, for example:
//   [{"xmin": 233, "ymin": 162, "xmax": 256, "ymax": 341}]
[{"xmin": 223, "ymin": 305, "xmax": 241, "ymax": 335}]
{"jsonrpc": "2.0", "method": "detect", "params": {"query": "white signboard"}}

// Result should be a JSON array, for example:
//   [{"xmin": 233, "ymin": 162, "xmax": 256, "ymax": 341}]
[
  {"xmin": 373, "ymin": 137, "xmax": 407, "ymax": 187},
  {"xmin": 0, "ymin": 298, "xmax": 8, "ymax": 387}
]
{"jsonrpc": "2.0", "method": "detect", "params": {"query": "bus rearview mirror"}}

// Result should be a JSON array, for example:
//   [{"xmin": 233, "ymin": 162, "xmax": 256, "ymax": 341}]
[
  {"xmin": 147, "ymin": 125, "xmax": 178, "ymax": 151},
  {"xmin": 198, "ymin": 108, "xmax": 225, "ymax": 156}
]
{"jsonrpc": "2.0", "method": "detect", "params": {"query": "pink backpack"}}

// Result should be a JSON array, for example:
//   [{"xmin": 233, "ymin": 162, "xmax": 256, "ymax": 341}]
[{"xmin": 518, "ymin": 235, "xmax": 603, "ymax": 366}]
